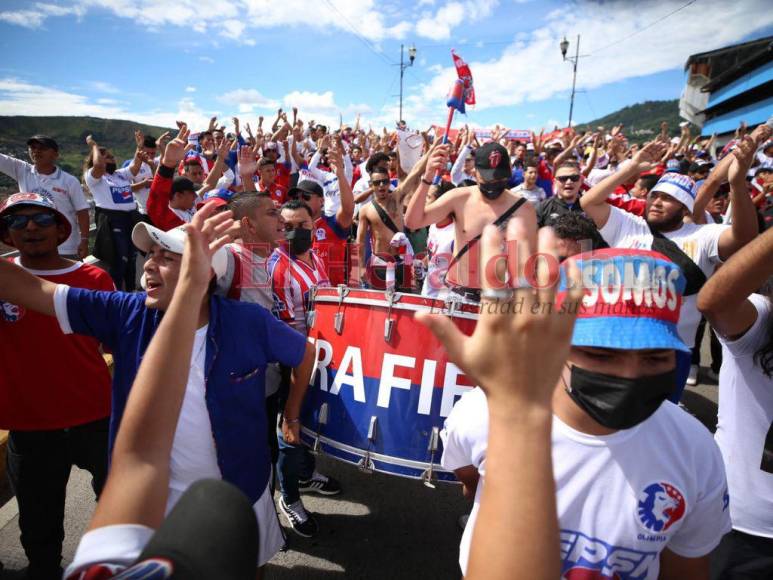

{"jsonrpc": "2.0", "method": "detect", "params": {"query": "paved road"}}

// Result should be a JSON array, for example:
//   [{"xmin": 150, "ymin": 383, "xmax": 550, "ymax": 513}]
[{"xmin": 0, "ymin": 366, "xmax": 719, "ymax": 580}]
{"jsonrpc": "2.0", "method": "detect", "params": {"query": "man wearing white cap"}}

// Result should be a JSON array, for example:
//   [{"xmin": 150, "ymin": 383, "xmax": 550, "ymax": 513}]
[
  {"xmin": 0, "ymin": 205, "xmax": 316, "ymax": 574},
  {"xmin": 581, "ymin": 130, "xmax": 769, "ymax": 399}
]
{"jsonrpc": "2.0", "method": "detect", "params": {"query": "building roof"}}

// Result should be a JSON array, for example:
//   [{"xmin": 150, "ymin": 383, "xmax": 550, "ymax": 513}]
[
  {"xmin": 685, "ymin": 35, "xmax": 773, "ymax": 69},
  {"xmin": 702, "ymin": 39, "xmax": 773, "ymax": 92}
]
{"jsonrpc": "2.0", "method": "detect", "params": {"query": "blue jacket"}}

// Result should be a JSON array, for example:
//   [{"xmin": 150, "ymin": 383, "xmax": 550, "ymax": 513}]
[{"xmin": 61, "ymin": 288, "xmax": 306, "ymax": 502}]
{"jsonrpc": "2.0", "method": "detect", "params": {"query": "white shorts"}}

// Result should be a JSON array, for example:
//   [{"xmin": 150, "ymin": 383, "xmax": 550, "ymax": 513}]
[{"xmin": 166, "ymin": 482, "xmax": 284, "ymax": 567}]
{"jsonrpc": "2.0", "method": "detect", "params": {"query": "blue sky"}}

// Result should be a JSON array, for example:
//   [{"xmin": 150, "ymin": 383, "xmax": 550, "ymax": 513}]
[{"xmin": 0, "ymin": 0, "xmax": 771, "ymax": 133}]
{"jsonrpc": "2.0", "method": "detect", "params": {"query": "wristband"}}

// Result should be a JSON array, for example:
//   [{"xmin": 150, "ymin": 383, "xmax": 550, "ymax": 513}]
[{"xmin": 421, "ymin": 177, "xmax": 433, "ymax": 186}]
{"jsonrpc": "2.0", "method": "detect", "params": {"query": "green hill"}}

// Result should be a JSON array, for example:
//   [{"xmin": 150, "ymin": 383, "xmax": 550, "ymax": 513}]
[
  {"xmin": 0, "ymin": 115, "xmax": 174, "ymax": 188},
  {"xmin": 575, "ymin": 99, "xmax": 681, "ymax": 142}
]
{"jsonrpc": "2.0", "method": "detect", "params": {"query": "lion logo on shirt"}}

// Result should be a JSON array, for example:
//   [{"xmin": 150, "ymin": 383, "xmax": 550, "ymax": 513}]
[
  {"xmin": 637, "ymin": 482, "xmax": 686, "ymax": 532},
  {"xmin": 1, "ymin": 301, "xmax": 25, "ymax": 323}
]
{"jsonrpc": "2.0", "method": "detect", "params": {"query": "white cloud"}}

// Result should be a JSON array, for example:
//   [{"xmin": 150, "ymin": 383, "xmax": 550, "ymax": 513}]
[
  {"xmin": 0, "ymin": 77, "xmax": 212, "ymax": 131},
  {"xmin": 409, "ymin": 0, "xmax": 773, "ymax": 125},
  {"xmin": 415, "ymin": 0, "xmax": 498, "ymax": 40},
  {"xmin": 198, "ymin": 56, "xmax": 215, "ymax": 64},
  {"xmin": 0, "ymin": 3, "xmax": 84, "ymax": 29},
  {"xmin": 218, "ymin": 88, "xmax": 279, "ymax": 110},
  {"xmin": 185, "ymin": 86, "xmax": 196, "ymax": 93},
  {"xmin": 28, "ymin": 0, "xmax": 413, "ymax": 43},
  {"xmin": 88, "ymin": 80, "xmax": 120, "ymax": 94}
]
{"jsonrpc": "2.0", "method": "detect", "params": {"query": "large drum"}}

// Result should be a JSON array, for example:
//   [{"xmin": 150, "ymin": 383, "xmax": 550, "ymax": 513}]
[{"xmin": 301, "ymin": 287, "xmax": 479, "ymax": 485}]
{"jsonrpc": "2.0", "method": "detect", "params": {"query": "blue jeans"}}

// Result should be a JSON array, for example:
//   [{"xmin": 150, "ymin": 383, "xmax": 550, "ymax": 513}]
[
  {"xmin": 670, "ymin": 350, "xmax": 692, "ymax": 403},
  {"xmin": 277, "ymin": 432, "xmax": 315, "ymax": 504}
]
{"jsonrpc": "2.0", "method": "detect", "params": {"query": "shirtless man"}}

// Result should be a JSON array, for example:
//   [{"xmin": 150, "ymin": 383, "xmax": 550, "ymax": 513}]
[
  {"xmin": 404, "ymin": 142, "xmax": 537, "ymax": 300},
  {"xmin": 357, "ymin": 168, "xmax": 411, "ymax": 290}
]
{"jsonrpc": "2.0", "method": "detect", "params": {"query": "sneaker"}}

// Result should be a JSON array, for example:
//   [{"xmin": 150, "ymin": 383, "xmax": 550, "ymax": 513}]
[
  {"xmin": 299, "ymin": 471, "xmax": 342, "ymax": 496},
  {"xmin": 686, "ymin": 364, "xmax": 699, "ymax": 386},
  {"xmin": 279, "ymin": 497, "xmax": 318, "ymax": 538}
]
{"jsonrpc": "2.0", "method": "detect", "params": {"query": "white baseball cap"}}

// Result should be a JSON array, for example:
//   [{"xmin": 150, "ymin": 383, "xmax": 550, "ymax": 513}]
[{"xmin": 132, "ymin": 222, "xmax": 228, "ymax": 280}]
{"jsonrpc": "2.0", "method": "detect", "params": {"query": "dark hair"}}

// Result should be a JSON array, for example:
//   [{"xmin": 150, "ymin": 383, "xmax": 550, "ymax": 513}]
[
  {"xmin": 525, "ymin": 159, "xmax": 538, "ymax": 170},
  {"xmin": 637, "ymin": 174, "xmax": 660, "ymax": 194},
  {"xmin": 143, "ymin": 135, "xmax": 157, "ymax": 148},
  {"xmin": 281, "ymin": 199, "xmax": 313, "ymax": 219},
  {"xmin": 229, "ymin": 191, "xmax": 273, "ymax": 219},
  {"xmin": 434, "ymin": 180, "xmax": 456, "ymax": 199},
  {"xmin": 366, "ymin": 152, "xmax": 390, "ymax": 174},
  {"xmin": 555, "ymin": 161, "xmax": 580, "ymax": 173},
  {"xmin": 258, "ymin": 157, "xmax": 275, "ymax": 169},
  {"xmin": 199, "ymin": 131, "xmax": 213, "ymax": 140},
  {"xmin": 388, "ymin": 151, "xmax": 398, "ymax": 159},
  {"xmin": 551, "ymin": 213, "xmax": 609, "ymax": 250}
]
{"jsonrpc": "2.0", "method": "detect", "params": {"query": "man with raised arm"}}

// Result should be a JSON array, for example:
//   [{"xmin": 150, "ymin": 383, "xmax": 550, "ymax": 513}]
[
  {"xmin": 405, "ymin": 142, "xmax": 536, "ymax": 301},
  {"xmin": 0, "ymin": 135, "xmax": 90, "ymax": 260},
  {"xmin": 580, "ymin": 131, "xmax": 767, "ymax": 399},
  {"xmin": 697, "ymin": 227, "xmax": 773, "ymax": 579},
  {"xmin": 0, "ymin": 188, "xmax": 315, "ymax": 573}
]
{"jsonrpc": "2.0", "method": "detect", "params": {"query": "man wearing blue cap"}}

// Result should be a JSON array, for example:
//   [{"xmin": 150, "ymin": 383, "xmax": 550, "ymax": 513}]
[
  {"xmin": 580, "ymin": 130, "xmax": 768, "ymax": 397},
  {"xmin": 440, "ymin": 246, "xmax": 731, "ymax": 580}
]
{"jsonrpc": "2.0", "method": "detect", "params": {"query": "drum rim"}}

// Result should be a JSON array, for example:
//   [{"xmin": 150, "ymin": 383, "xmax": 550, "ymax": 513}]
[
  {"xmin": 301, "ymin": 426, "xmax": 456, "ymax": 476},
  {"xmin": 310, "ymin": 295, "xmax": 480, "ymax": 320}
]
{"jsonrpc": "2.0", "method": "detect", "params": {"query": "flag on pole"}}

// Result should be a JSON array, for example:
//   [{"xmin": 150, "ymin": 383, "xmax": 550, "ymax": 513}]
[
  {"xmin": 446, "ymin": 79, "xmax": 467, "ymax": 114},
  {"xmin": 451, "ymin": 50, "xmax": 475, "ymax": 106}
]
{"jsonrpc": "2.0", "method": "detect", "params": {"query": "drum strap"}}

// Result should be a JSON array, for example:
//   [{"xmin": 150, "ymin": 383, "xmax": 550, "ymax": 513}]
[
  {"xmin": 372, "ymin": 200, "xmax": 401, "ymax": 235},
  {"xmin": 446, "ymin": 197, "xmax": 527, "ymax": 276},
  {"xmin": 648, "ymin": 226, "xmax": 706, "ymax": 296}
]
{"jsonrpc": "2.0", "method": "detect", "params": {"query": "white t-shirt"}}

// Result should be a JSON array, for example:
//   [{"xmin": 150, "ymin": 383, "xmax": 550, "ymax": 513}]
[
  {"xmin": 0, "ymin": 154, "xmax": 89, "ymax": 255},
  {"xmin": 168, "ymin": 325, "xmax": 221, "ymax": 492},
  {"xmin": 129, "ymin": 161, "xmax": 153, "ymax": 214},
  {"xmin": 599, "ymin": 205, "xmax": 727, "ymax": 348},
  {"xmin": 421, "ymin": 222, "xmax": 455, "ymax": 299},
  {"xmin": 84, "ymin": 167, "xmax": 137, "ymax": 211},
  {"xmin": 513, "ymin": 183, "xmax": 546, "ymax": 204},
  {"xmin": 308, "ymin": 150, "xmax": 353, "ymax": 217},
  {"xmin": 442, "ymin": 387, "xmax": 731, "ymax": 577},
  {"xmin": 715, "ymin": 294, "xmax": 773, "ymax": 538}
]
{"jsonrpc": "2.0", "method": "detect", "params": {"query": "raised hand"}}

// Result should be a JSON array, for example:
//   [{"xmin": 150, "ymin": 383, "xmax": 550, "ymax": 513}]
[
  {"xmin": 422, "ymin": 144, "xmax": 450, "ymax": 180},
  {"xmin": 237, "ymin": 145, "xmax": 259, "ymax": 177},
  {"xmin": 207, "ymin": 116, "xmax": 217, "ymax": 132},
  {"xmin": 416, "ymin": 219, "xmax": 583, "ymax": 410},
  {"xmin": 134, "ymin": 129, "xmax": 144, "ymax": 149},
  {"xmin": 632, "ymin": 140, "xmax": 668, "ymax": 170},
  {"xmin": 750, "ymin": 123, "xmax": 772, "ymax": 146},
  {"xmin": 86, "ymin": 134, "xmax": 97, "ymax": 147},
  {"xmin": 161, "ymin": 124, "xmax": 190, "ymax": 168},
  {"xmin": 729, "ymin": 135, "xmax": 757, "ymax": 186},
  {"xmin": 258, "ymin": 115, "xmax": 264, "ymax": 129}
]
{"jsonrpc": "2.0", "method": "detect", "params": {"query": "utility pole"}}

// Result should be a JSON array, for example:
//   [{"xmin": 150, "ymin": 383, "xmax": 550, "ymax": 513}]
[{"xmin": 398, "ymin": 44, "xmax": 417, "ymax": 124}]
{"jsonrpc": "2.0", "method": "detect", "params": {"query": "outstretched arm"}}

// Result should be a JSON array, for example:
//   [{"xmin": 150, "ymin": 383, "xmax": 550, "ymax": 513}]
[
  {"xmin": 417, "ymin": 222, "xmax": 583, "ymax": 580},
  {"xmin": 717, "ymin": 128, "xmax": 770, "ymax": 260},
  {"xmin": 404, "ymin": 144, "xmax": 455, "ymax": 229},
  {"xmin": 580, "ymin": 140, "xmax": 668, "ymax": 228},
  {"xmin": 88, "ymin": 205, "xmax": 236, "ymax": 530},
  {"xmin": 698, "ymin": 220, "xmax": 773, "ymax": 339}
]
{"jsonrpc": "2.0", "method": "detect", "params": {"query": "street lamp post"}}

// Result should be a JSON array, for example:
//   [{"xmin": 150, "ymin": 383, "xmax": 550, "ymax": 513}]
[
  {"xmin": 398, "ymin": 44, "xmax": 417, "ymax": 124},
  {"xmin": 560, "ymin": 35, "xmax": 581, "ymax": 128}
]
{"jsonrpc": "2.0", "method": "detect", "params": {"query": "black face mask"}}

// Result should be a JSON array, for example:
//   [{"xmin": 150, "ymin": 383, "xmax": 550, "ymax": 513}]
[
  {"xmin": 479, "ymin": 180, "xmax": 508, "ymax": 200},
  {"xmin": 565, "ymin": 365, "xmax": 676, "ymax": 430},
  {"xmin": 286, "ymin": 227, "xmax": 313, "ymax": 255},
  {"xmin": 105, "ymin": 162, "xmax": 117, "ymax": 174}
]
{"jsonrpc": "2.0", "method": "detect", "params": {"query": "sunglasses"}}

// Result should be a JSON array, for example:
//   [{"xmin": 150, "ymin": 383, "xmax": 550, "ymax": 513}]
[
  {"xmin": 371, "ymin": 178, "xmax": 390, "ymax": 187},
  {"xmin": 2, "ymin": 212, "xmax": 58, "ymax": 230},
  {"xmin": 289, "ymin": 192, "xmax": 314, "ymax": 201},
  {"xmin": 556, "ymin": 174, "xmax": 581, "ymax": 183}
]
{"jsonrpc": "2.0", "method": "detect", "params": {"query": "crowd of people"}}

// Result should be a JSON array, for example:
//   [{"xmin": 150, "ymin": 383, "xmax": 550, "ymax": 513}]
[{"xmin": 0, "ymin": 106, "xmax": 771, "ymax": 579}]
